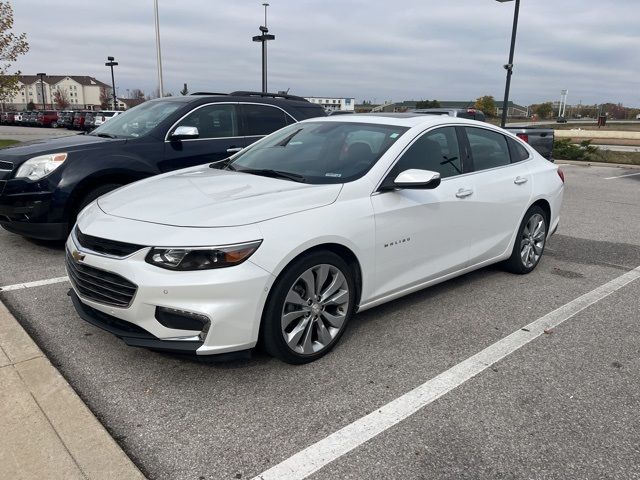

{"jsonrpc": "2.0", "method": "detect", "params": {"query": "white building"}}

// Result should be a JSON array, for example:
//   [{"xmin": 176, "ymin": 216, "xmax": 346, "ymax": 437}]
[
  {"xmin": 304, "ymin": 96, "xmax": 355, "ymax": 113},
  {"xmin": 2, "ymin": 75, "xmax": 112, "ymax": 110}
]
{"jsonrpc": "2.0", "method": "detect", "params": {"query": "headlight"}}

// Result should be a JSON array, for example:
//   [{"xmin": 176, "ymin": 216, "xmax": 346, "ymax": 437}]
[
  {"xmin": 15, "ymin": 153, "xmax": 68, "ymax": 180},
  {"xmin": 145, "ymin": 240, "xmax": 262, "ymax": 271}
]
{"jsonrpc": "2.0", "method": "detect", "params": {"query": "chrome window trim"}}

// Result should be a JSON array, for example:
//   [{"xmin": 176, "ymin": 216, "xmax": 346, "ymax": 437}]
[{"xmin": 371, "ymin": 123, "xmax": 534, "ymax": 194}]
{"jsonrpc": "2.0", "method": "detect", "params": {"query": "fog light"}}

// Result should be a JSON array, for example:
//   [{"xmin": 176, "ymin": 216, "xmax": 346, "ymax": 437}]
[{"xmin": 155, "ymin": 307, "xmax": 209, "ymax": 331}]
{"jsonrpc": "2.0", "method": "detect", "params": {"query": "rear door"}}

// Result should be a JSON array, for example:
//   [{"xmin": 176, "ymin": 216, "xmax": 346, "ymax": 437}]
[
  {"xmin": 162, "ymin": 102, "xmax": 245, "ymax": 171},
  {"xmin": 239, "ymin": 103, "xmax": 294, "ymax": 148},
  {"xmin": 462, "ymin": 126, "xmax": 533, "ymax": 265}
]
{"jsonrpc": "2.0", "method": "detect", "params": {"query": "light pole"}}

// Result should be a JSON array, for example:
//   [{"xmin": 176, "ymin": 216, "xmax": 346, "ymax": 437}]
[
  {"xmin": 154, "ymin": 0, "xmax": 164, "ymax": 98},
  {"xmin": 37, "ymin": 72, "xmax": 46, "ymax": 109},
  {"xmin": 252, "ymin": 3, "xmax": 275, "ymax": 93},
  {"xmin": 105, "ymin": 57, "xmax": 118, "ymax": 110},
  {"xmin": 497, "ymin": 0, "xmax": 521, "ymax": 128}
]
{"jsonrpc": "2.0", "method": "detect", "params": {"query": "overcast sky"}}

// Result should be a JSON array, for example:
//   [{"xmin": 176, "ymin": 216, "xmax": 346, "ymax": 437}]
[{"xmin": 11, "ymin": 0, "xmax": 640, "ymax": 106}]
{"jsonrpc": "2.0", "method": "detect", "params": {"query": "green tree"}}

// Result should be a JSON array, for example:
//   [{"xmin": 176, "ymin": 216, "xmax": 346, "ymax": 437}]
[
  {"xmin": 26, "ymin": 100, "xmax": 35, "ymax": 110},
  {"xmin": 474, "ymin": 96, "xmax": 496, "ymax": 117},
  {"xmin": 99, "ymin": 86, "xmax": 111, "ymax": 109},
  {"xmin": 533, "ymin": 102, "xmax": 553, "ymax": 119},
  {"xmin": 0, "ymin": 2, "xmax": 29, "ymax": 104},
  {"xmin": 416, "ymin": 99, "xmax": 440, "ymax": 109}
]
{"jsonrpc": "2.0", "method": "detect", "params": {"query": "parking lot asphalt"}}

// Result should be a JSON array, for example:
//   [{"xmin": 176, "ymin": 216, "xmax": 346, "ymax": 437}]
[{"xmin": 0, "ymin": 162, "xmax": 639, "ymax": 480}]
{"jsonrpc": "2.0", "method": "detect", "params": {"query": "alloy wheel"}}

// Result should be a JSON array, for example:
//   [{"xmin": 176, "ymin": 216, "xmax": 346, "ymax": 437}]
[
  {"xmin": 281, "ymin": 264, "xmax": 350, "ymax": 355},
  {"xmin": 520, "ymin": 213, "xmax": 546, "ymax": 268}
]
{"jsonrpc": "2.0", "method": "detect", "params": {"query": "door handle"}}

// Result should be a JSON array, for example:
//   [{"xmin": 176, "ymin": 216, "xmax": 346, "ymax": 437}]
[
  {"xmin": 455, "ymin": 188, "xmax": 474, "ymax": 198},
  {"xmin": 226, "ymin": 147, "xmax": 243, "ymax": 153},
  {"xmin": 514, "ymin": 176, "xmax": 528, "ymax": 185}
]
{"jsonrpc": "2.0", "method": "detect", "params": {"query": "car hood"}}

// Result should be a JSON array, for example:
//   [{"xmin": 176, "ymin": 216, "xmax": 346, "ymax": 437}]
[
  {"xmin": 97, "ymin": 166, "xmax": 343, "ymax": 228},
  {"xmin": 0, "ymin": 134, "xmax": 124, "ymax": 164}
]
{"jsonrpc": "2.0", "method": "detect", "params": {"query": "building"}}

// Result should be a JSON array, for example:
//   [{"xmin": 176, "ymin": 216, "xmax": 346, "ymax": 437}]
[
  {"xmin": 116, "ymin": 97, "xmax": 145, "ymax": 110},
  {"xmin": 1, "ymin": 75, "xmax": 112, "ymax": 110},
  {"xmin": 304, "ymin": 96, "xmax": 355, "ymax": 113}
]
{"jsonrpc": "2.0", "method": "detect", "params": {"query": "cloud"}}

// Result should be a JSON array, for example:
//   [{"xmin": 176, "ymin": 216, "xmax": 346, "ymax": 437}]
[{"xmin": 10, "ymin": 0, "xmax": 640, "ymax": 106}]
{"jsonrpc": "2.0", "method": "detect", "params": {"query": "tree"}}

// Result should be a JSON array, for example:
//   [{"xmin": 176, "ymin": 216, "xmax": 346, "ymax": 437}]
[
  {"xmin": 474, "ymin": 96, "xmax": 497, "ymax": 117},
  {"xmin": 130, "ymin": 88, "xmax": 145, "ymax": 100},
  {"xmin": 533, "ymin": 102, "xmax": 553, "ymax": 119},
  {"xmin": 180, "ymin": 83, "xmax": 189, "ymax": 96},
  {"xmin": 52, "ymin": 88, "xmax": 70, "ymax": 109},
  {"xmin": 415, "ymin": 99, "xmax": 440, "ymax": 109},
  {"xmin": 0, "ymin": 2, "xmax": 29, "ymax": 104},
  {"xmin": 99, "ymin": 86, "xmax": 111, "ymax": 109}
]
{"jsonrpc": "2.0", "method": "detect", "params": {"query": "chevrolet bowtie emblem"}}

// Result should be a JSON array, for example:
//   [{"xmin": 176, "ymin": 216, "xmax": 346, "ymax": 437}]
[{"xmin": 72, "ymin": 250, "xmax": 85, "ymax": 262}]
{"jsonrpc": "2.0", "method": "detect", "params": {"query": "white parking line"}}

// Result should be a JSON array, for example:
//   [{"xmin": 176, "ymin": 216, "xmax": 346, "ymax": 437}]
[
  {"xmin": 253, "ymin": 265, "xmax": 640, "ymax": 480},
  {"xmin": 604, "ymin": 172, "xmax": 640, "ymax": 180},
  {"xmin": 0, "ymin": 276, "xmax": 69, "ymax": 292}
]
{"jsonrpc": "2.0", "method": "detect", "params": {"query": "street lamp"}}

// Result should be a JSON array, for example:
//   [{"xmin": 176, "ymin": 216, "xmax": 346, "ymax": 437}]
[
  {"xmin": 37, "ymin": 72, "xmax": 46, "ymax": 109},
  {"xmin": 154, "ymin": 0, "xmax": 164, "ymax": 98},
  {"xmin": 105, "ymin": 56, "xmax": 118, "ymax": 110},
  {"xmin": 252, "ymin": 3, "xmax": 275, "ymax": 93},
  {"xmin": 496, "ymin": 0, "xmax": 521, "ymax": 128}
]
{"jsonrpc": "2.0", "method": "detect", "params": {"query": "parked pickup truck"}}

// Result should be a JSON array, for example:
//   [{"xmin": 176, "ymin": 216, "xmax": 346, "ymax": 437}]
[{"xmin": 503, "ymin": 127, "xmax": 554, "ymax": 161}]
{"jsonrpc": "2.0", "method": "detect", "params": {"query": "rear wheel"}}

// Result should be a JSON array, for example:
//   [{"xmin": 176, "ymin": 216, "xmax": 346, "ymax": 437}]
[
  {"xmin": 503, "ymin": 205, "xmax": 548, "ymax": 274},
  {"xmin": 262, "ymin": 251, "xmax": 356, "ymax": 364}
]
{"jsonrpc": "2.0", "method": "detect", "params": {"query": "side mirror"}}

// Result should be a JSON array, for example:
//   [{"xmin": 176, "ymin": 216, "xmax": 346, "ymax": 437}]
[
  {"xmin": 170, "ymin": 125, "xmax": 199, "ymax": 140},
  {"xmin": 381, "ymin": 169, "xmax": 441, "ymax": 191}
]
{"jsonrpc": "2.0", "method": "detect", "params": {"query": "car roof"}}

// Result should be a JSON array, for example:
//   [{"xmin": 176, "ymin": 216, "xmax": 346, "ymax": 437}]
[{"xmin": 301, "ymin": 112, "xmax": 476, "ymax": 128}]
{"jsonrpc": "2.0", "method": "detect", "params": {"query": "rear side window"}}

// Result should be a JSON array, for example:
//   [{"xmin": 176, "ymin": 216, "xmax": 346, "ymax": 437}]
[
  {"xmin": 242, "ymin": 104, "xmax": 289, "ymax": 136},
  {"xmin": 508, "ymin": 137, "xmax": 530, "ymax": 162},
  {"xmin": 465, "ymin": 127, "xmax": 511, "ymax": 171}
]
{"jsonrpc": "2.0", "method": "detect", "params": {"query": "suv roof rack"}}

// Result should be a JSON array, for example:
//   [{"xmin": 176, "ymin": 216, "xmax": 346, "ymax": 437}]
[
  {"xmin": 228, "ymin": 91, "xmax": 308, "ymax": 102},
  {"xmin": 190, "ymin": 92, "xmax": 228, "ymax": 96}
]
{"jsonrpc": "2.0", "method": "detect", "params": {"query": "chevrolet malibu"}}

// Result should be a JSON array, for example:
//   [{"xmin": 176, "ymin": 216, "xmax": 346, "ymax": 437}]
[{"xmin": 67, "ymin": 114, "xmax": 564, "ymax": 364}]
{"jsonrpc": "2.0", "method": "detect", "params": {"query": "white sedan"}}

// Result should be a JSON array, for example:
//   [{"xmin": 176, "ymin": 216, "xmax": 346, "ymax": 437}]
[{"xmin": 67, "ymin": 114, "xmax": 564, "ymax": 364}]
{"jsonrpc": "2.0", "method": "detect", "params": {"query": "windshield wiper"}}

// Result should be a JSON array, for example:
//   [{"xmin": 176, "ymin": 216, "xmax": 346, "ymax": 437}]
[
  {"xmin": 237, "ymin": 168, "xmax": 306, "ymax": 183},
  {"xmin": 91, "ymin": 132, "xmax": 117, "ymax": 139},
  {"xmin": 209, "ymin": 158, "xmax": 236, "ymax": 170}
]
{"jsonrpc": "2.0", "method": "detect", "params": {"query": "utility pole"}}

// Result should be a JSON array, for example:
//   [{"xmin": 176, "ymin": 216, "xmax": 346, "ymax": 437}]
[
  {"xmin": 497, "ymin": 0, "xmax": 521, "ymax": 128},
  {"xmin": 105, "ymin": 57, "xmax": 118, "ymax": 110},
  {"xmin": 37, "ymin": 72, "xmax": 47, "ymax": 109},
  {"xmin": 252, "ymin": 3, "xmax": 275, "ymax": 93},
  {"xmin": 154, "ymin": 0, "xmax": 164, "ymax": 98}
]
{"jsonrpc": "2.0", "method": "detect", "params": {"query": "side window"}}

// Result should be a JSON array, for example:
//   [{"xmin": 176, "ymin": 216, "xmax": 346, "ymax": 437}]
[
  {"xmin": 174, "ymin": 104, "xmax": 238, "ymax": 139},
  {"xmin": 508, "ymin": 137, "xmax": 530, "ymax": 162},
  {"xmin": 465, "ymin": 127, "xmax": 510, "ymax": 171},
  {"xmin": 242, "ymin": 104, "xmax": 290, "ymax": 136},
  {"xmin": 391, "ymin": 127, "xmax": 463, "ymax": 179}
]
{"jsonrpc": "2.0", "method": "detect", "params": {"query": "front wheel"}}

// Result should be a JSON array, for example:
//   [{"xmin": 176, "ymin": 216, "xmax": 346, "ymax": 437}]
[
  {"xmin": 503, "ymin": 206, "xmax": 548, "ymax": 274},
  {"xmin": 262, "ymin": 251, "xmax": 356, "ymax": 364}
]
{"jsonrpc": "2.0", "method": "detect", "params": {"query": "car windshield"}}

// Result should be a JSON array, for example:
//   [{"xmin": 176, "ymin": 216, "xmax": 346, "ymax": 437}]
[
  {"xmin": 90, "ymin": 100, "xmax": 182, "ymax": 139},
  {"xmin": 227, "ymin": 122, "xmax": 408, "ymax": 184}
]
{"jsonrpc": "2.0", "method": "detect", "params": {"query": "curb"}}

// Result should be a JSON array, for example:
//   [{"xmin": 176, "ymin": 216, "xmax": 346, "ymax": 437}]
[
  {"xmin": 555, "ymin": 159, "xmax": 640, "ymax": 169},
  {"xmin": 0, "ymin": 300, "xmax": 145, "ymax": 480}
]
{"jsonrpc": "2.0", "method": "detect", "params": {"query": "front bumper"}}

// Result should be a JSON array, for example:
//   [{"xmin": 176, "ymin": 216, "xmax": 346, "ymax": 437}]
[{"xmin": 66, "ymin": 233, "xmax": 274, "ymax": 356}]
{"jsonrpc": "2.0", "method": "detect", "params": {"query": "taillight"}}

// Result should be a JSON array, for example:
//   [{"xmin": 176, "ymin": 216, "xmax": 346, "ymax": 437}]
[
  {"xmin": 516, "ymin": 133, "xmax": 529, "ymax": 143},
  {"xmin": 557, "ymin": 168, "xmax": 565, "ymax": 183}
]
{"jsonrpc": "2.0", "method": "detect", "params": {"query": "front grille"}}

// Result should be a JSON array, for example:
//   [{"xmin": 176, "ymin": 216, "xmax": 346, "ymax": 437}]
[
  {"xmin": 0, "ymin": 161, "xmax": 13, "ymax": 171},
  {"xmin": 66, "ymin": 250, "xmax": 138, "ymax": 307},
  {"xmin": 75, "ymin": 227, "xmax": 145, "ymax": 257}
]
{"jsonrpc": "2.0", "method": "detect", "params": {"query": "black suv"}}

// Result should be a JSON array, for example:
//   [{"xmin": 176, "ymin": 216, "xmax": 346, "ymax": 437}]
[{"xmin": 0, "ymin": 91, "xmax": 326, "ymax": 240}]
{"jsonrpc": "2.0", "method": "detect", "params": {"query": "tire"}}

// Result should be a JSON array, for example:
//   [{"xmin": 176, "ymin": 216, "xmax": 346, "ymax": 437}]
[
  {"xmin": 262, "ymin": 251, "xmax": 356, "ymax": 364},
  {"xmin": 71, "ymin": 184, "xmax": 122, "ymax": 233},
  {"xmin": 503, "ymin": 205, "xmax": 548, "ymax": 274}
]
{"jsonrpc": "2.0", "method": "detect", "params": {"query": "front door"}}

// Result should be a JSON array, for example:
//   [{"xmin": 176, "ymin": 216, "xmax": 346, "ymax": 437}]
[
  {"xmin": 161, "ymin": 103, "xmax": 245, "ymax": 172},
  {"xmin": 371, "ymin": 126, "xmax": 472, "ymax": 299}
]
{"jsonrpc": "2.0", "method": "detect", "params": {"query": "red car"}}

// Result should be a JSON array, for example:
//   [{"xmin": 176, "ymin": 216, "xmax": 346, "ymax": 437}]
[{"xmin": 37, "ymin": 110, "xmax": 59, "ymax": 128}]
